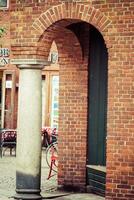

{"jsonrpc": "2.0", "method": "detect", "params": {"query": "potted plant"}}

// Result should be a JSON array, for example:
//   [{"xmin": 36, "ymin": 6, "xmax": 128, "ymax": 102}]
[{"xmin": 0, "ymin": 27, "xmax": 6, "ymax": 47}]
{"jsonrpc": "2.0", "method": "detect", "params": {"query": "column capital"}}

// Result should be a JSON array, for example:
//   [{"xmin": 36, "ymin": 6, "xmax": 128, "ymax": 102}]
[{"xmin": 11, "ymin": 59, "xmax": 51, "ymax": 69}]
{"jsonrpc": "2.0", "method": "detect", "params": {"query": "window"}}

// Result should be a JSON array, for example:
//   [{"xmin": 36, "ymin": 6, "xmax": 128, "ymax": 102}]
[
  {"xmin": 50, "ymin": 76, "xmax": 59, "ymax": 129},
  {"xmin": 0, "ymin": 0, "xmax": 9, "ymax": 9}
]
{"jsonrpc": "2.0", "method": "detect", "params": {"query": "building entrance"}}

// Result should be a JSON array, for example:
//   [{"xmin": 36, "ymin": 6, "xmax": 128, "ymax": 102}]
[{"xmin": 87, "ymin": 26, "xmax": 108, "ymax": 196}]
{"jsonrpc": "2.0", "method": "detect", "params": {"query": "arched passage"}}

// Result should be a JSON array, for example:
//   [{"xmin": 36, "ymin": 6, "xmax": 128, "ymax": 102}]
[
  {"xmin": 43, "ymin": 23, "xmax": 87, "ymax": 189},
  {"xmin": 12, "ymin": 3, "xmax": 111, "ymax": 199},
  {"xmin": 36, "ymin": 19, "xmax": 108, "ymax": 195}
]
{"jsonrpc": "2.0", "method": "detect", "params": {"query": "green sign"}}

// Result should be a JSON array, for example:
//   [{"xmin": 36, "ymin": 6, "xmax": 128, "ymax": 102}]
[
  {"xmin": 0, "ymin": 48, "xmax": 10, "ymax": 66},
  {"xmin": 0, "ymin": 0, "xmax": 8, "ymax": 8},
  {"xmin": 0, "ymin": 48, "xmax": 10, "ymax": 57}
]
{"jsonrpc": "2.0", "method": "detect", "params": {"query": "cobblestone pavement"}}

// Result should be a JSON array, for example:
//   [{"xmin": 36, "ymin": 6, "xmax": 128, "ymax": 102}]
[{"xmin": 0, "ymin": 149, "xmax": 104, "ymax": 200}]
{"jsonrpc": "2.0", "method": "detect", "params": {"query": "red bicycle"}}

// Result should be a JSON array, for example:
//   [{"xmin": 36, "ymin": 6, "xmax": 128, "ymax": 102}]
[{"xmin": 46, "ymin": 135, "xmax": 58, "ymax": 179}]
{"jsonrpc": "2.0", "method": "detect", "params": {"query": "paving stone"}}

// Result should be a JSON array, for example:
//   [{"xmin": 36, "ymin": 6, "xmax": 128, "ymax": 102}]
[{"xmin": 0, "ymin": 149, "xmax": 104, "ymax": 200}]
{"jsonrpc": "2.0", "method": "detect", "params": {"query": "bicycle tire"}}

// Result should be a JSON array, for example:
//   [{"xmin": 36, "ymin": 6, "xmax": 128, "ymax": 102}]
[{"xmin": 46, "ymin": 142, "xmax": 58, "ymax": 172}]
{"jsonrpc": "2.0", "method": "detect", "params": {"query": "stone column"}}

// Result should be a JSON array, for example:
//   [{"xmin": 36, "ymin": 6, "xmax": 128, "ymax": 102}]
[{"xmin": 11, "ymin": 59, "xmax": 50, "ymax": 200}]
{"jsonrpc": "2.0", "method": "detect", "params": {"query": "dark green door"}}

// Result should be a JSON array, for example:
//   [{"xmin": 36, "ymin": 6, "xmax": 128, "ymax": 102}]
[{"xmin": 88, "ymin": 26, "xmax": 108, "ymax": 166}]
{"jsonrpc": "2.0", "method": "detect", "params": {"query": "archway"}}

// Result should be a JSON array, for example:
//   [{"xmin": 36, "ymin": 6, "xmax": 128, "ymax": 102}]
[
  {"xmin": 37, "ymin": 19, "xmax": 108, "ymax": 195},
  {"xmin": 11, "ymin": 3, "xmax": 111, "ymax": 199}
]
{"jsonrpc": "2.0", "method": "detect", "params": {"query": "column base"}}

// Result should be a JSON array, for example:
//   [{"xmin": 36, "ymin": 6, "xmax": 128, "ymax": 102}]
[{"xmin": 14, "ymin": 189, "xmax": 42, "ymax": 200}]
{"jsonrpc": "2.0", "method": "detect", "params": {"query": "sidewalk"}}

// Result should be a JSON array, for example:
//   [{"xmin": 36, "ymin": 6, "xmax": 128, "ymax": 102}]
[{"xmin": 0, "ymin": 149, "xmax": 104, "ymax": 200}]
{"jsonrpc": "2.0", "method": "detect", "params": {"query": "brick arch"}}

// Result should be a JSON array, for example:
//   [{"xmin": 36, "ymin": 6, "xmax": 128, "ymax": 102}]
[
  {"xmin": 31, "ymin": 2, "xmax": 111, "ymax": 193},
  {"xmin": 36, "ymin": 20, "xmax": 84, "ymax": 60},
  {"xmin": 32, "ymin": 2, "xmax": 111, "ymax": 49}
]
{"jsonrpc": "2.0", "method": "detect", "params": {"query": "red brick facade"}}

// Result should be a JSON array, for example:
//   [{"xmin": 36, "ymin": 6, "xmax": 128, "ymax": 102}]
[{"xmin": 0, "ymin": 1, "xmax": 134, "ymax": 199}]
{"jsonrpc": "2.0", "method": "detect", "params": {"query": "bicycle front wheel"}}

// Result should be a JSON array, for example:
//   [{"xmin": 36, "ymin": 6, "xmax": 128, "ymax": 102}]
[{"xmin": 46, "ymin": 142, "xmax": 58, "ymax": 172}]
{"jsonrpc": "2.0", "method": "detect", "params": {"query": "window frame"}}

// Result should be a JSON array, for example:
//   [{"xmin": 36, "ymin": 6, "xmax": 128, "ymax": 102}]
[{"xmin": 0, "ymin": 0, "xmax": 9, "ymax": 10}]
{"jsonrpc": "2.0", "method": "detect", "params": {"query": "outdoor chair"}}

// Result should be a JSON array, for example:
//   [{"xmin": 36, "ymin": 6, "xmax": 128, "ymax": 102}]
[{"xmin": 0, "ymin": 129, "xmax": 17, "ymax": 157}]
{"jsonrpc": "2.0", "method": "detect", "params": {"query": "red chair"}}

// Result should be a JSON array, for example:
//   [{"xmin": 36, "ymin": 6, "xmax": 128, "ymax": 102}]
[{"xmin": 0, "ymin": 129, "xmax": 17, "ymax": 157}]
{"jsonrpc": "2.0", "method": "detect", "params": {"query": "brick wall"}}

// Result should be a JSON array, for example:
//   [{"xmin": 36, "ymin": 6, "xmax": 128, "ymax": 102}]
[
  {"xmin": 0, "ymin": 0, "xmax": 133, "ymax": 199},
  {"xmin": 57, "ymin": 27, "xmax": 88, "ymax": 190}
]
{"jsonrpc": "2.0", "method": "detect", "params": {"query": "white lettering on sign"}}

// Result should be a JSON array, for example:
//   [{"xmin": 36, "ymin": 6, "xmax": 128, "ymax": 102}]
[{"xmin": 0, "ymin": 48, "xmax": 10, "ymax": 57}]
